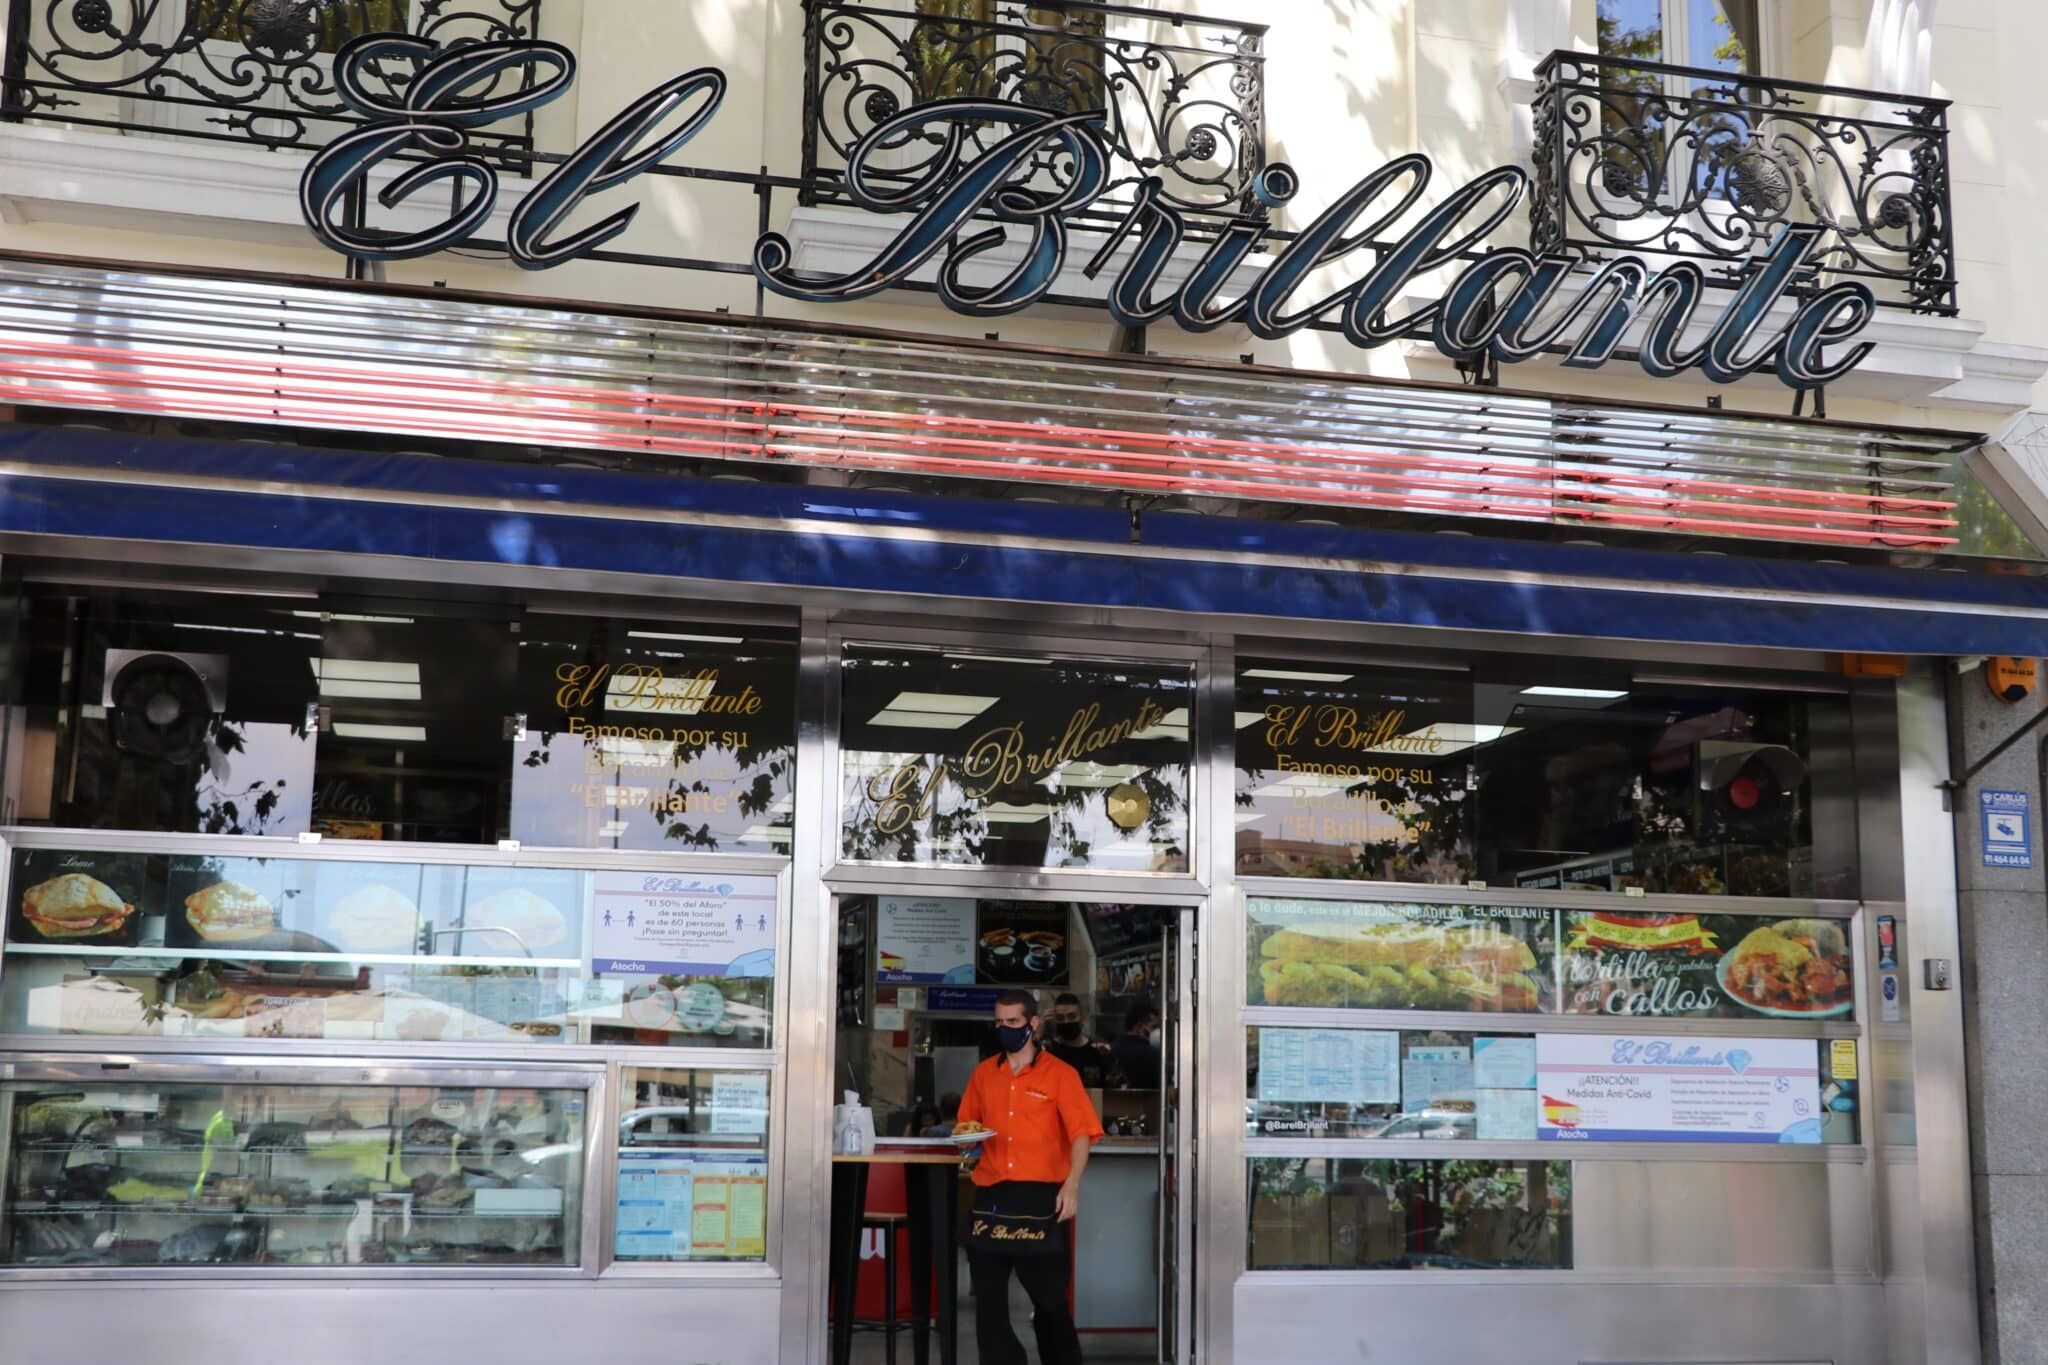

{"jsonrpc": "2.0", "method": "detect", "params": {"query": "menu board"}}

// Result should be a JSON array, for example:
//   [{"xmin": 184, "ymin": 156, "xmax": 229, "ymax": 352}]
[
  {"xmin": 615, "ymin": 1149, "xmax": 770, "ymax": 1261},
  {"xmin": 1255, "ymin": 1028, "xmax": 1400, "ymax": 1105},
  {"xmin": 1474, "ymin": 1036, "xmax": 1539, "ymax": 1140},
  {"xmin": 1248, "ymin": 900, "xmax": 1550, "ymax": 1012},
  {"xmin": 710, "ymin": 1072, "xmax": 770, "ymax": 1135},
  {"xmin": 1401, "ymin": 1045, "xmax": 1474, "ymax": 1112},
  {"xmin": 1557, "ymin": 911, "xmax": 1853, "ymax": 1021},
  {"xmin": 1537, "ymin": 1034, "xmax": 1823, "ymax": 1143},
  {"xmin": 591, "ymin": 872, "xmax": 777, "ymax": 976},
  {"xmin": 876, "ymin": 896, "xmax": 976, "ymax": 983}
]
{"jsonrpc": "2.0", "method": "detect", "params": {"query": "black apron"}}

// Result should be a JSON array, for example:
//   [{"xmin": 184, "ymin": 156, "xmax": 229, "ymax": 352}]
[{"xmin": 961, "ymin": 1180, "xmax": 1064, "ymax": 1257}]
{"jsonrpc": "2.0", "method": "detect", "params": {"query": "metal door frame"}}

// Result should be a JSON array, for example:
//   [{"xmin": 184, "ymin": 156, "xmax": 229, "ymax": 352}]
[{"xmin": 781, "ymin": 612, "xmax": 1227, "ymax": 1362}]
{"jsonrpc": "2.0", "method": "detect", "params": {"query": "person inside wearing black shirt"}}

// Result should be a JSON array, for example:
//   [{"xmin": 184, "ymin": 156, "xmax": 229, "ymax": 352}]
[
  {"xmin": 1109, "ymin": 998, "xmax": 1162, "ymax": 1090},
  {"xmin": 1042, "ymin": 991, "xmax": 1115, "ymax": 1088}
]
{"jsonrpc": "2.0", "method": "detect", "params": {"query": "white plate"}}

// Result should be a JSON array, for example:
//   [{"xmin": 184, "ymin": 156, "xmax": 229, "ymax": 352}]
[
  {"xmin": 947, "ymin": 1129, "xmax": 994, "ymax": 1147},
  {"xmin": 1715, "ymin": 954, "xmax": 1852, "ymax": 1019}
]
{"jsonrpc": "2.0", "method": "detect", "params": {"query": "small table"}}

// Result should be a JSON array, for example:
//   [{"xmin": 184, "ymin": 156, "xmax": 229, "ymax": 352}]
[{"xmin": 829, "ymin": 1152, "xmax": 965, "ymax": 1365}]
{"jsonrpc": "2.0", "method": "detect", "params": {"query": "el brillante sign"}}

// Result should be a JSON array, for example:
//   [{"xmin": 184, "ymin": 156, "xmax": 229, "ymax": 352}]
[{"xmin": 303, "ymin": 37, "xmax": 1876, "ymax": 390}]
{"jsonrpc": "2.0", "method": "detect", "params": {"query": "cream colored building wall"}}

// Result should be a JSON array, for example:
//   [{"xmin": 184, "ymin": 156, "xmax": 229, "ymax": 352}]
[{"xmin": 0, "ymin": 0, "xmax": 2037, "ymax": 430}]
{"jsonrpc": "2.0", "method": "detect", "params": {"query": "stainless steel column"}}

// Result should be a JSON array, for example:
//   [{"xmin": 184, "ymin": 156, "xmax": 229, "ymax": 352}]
[
  {"xmin": 781, "ymin": 605, "xmax": 839, "ymax": 1361},
  {"xmin": 1895, "ymin": 666, "xmax": 1981, "ymax": 1363},
  {"xmin": 1195, "ymin": 633, "xmax": 1242, "ymax": 1364}
]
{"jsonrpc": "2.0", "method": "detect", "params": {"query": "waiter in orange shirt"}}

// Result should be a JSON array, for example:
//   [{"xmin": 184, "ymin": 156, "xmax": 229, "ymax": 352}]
[{"xmin": 956, "ymin": 988, "xmax": 1104, "ymax": 1365}]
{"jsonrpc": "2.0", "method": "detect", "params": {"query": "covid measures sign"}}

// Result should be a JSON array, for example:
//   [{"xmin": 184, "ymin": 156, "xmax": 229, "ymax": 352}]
[{"xmin": 1537, "ymin": 1034, "xmax": 1823, "ymax": 1144}]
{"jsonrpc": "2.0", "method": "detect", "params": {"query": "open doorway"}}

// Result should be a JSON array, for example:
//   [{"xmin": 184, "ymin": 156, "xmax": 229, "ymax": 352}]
[{"xmin": 830, "ymin": 893, "xmax": 1193, "ymax": 1365}]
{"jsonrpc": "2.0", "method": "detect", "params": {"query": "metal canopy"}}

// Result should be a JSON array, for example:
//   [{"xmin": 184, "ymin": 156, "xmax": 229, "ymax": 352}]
[{"xmin": 0, "ymin": 255, "xmax": 1984, "ymax": 554}]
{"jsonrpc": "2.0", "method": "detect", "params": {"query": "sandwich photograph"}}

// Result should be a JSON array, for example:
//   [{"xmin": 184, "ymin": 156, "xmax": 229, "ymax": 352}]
[{"xmin": 1250, "ymin": 905, "xmax": 1551, "ymax": 1013}]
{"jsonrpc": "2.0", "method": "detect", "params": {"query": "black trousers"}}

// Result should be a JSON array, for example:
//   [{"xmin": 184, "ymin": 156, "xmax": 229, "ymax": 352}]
[{"xmin": 966, "ymin": 1240, "xmax": 1082, "ymax": 1365}]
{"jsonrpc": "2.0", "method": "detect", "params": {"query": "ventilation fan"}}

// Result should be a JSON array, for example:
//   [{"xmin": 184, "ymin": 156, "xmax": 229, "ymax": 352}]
[
  {"xmin": 102, "ymin": 650, "xmax": 228, "ymax": 764},
  {"xmin": 1698, "ymin": 740, "xmax": 1807, "ymax": 824}
]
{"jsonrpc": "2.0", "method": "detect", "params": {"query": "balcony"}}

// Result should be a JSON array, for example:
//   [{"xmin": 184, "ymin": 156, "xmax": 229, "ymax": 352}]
[
  {"xmin": 1530, "ymin": 49, "xmax": 1957, "ymax": 316},
  {"xmin": 0, "ymin": 0, "xmax": 542, "ymax": 241},
  {"xmin": 798, "ymin": 0, "xmax": 1265, "ymax": 225}
]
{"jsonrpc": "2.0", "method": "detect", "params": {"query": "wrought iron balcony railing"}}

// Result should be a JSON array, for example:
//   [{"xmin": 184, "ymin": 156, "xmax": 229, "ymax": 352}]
[
  {"xmin": 1, "ymin": 0, "xmax": 541, "ymax": 159},
  {"xmin": 1531, "ymin": 50, "xmax": 1957, "ymax": 315},
  {"xmin": 800, "ymin": 0, "xmax": 1266, "ymax": 222}
]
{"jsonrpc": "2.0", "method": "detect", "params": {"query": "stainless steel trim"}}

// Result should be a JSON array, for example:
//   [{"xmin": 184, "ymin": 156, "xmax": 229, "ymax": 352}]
[
  {"xmin": 824, "ymin": 865, "xmax": 1208, "ymax": 900},
  {"xmin": 0, "ymin": 825, "xmax": 792, "ymax": 875},
  {"xmin": 1240, "ymin": 1007, "xmax": 1860, "ymax": 1038},
  {"xmin": 1234, "ymin": 1267, "xmax": 1877, "ymax": 1286},
  {"xmin": 1240, "ymin": 1138, "xmax": 1867, "ymax": 1162},
  {"xmin": 1237, "ymin": 877, "xmax": 1863, "ymax": 919},
  {"xmin": 0, "ymin": 1051, "xmax": 599, "ymax": 1088},
  {"xmin": 0, "ymin": 1035, "xmax": 780, "ymax": 1067}
]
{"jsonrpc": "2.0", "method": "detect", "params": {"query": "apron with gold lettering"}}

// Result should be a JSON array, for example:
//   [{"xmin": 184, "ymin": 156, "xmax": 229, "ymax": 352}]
[{"xmin": 961, "ymin": 1180, "xmax": 1063, "ymax": 1257}]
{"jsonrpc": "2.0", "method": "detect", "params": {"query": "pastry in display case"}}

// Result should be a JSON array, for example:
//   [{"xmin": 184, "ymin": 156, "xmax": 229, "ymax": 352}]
[{"xmin": 0, "ymin": 1072, "xmax": 590, "ymax": 1269}]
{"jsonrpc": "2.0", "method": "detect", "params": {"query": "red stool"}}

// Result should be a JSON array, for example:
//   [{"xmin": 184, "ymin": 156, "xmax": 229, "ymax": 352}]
[{"xmin": 859, "ymin": 1163, "xmax": 911, "ymax": 1364}]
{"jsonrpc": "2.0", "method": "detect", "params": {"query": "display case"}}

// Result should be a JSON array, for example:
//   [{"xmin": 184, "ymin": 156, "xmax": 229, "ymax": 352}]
[
  {"xmin": 0, "ymin": 840, "xmax": 782, "ymax": 1051},
  {"xmin": 0, "ymin": 1057, "xmax": 601, "ymax": 1271}
]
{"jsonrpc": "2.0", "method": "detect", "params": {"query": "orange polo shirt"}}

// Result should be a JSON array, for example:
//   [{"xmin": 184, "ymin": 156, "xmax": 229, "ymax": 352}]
[{"xmin": 957, "ymin": 1047, "xmax": 1104, "ymax": 1187}]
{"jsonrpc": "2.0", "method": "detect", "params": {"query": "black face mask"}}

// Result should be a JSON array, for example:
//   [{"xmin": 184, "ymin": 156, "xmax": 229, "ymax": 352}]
[
  {"xmin": 995, "ymin": 1023, "xmax": 1034, "ymax": 1054},
  {"xmin": 1054, "ymin": 1021, "xmax": 1083, "ymax": 1042}
]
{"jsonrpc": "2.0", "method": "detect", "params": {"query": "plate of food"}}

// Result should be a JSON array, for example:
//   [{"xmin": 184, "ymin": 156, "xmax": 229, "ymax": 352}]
[
  {"xmin": 1716, "ymin": 919, "xmax": 1854, "ymax": 1018},
  {"xmin": 948, "ymin": 1121, "xmax": 995, "ymax": 1147}
]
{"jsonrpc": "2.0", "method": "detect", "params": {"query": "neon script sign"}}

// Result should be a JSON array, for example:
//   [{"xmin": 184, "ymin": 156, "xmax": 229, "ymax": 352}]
[{"xmin": 303, "ymin": 38, "xmax": 1875, "ymax": 389}]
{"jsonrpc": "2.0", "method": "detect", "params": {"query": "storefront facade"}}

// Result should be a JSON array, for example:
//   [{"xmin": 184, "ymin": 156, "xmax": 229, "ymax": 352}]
[{"xmin": 0, "ymin": 3, "xmax": 2044, "ymax": 1363}]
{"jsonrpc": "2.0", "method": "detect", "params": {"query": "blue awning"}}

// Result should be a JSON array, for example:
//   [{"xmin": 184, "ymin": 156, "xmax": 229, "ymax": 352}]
[{"xmin": 1, "ymin": 425, "xmax": 2043, "ymax": 656}]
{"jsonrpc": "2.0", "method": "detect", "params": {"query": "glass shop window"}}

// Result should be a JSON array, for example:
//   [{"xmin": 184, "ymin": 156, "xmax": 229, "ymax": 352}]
[
  {"xmin": 837, "ymin": 646, "xmax": 1193, "ymax": 872},
  {"xmin": 1470, "ymin": 676, "xmax": 1849, "ymax": 899},
  {"xmin": 311, "ymin": 606, "xmax": 517, "ymax": 842},
  {"xmin": 7, "ymin": 589, "xmax": 803, "ymax": 853},
  {"xmin": 1233, "ymin": 660, "xmax": 1854, "ymax": 898},
  {"xmin": 509, "ymin": 617, "xmax": 796, "ymax": 854},
  {"xmin": 1235, "ymin": 662, "xmax": 1475, "ymax": 883},
  {"xmin": 0, "ymin": 846, "xmax": 781, "ymax": 1050},
  {"xmin": 0, "ymin": 1074, "xmax": 588, "ymax": 1269},
  {"xmin": 1248, "ymin": 1157, "xmax": 1572, "ymax": 1270},
  {"xmin": 10, "ymin": 588, "xmax": 320, "ymax": 837}
]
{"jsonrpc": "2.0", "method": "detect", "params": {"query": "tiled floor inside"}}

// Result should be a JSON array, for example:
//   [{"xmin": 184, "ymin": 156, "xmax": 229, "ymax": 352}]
[{"xmin": 846, "ymin": 1250, "xmax": 1158, "ymax": 1364}]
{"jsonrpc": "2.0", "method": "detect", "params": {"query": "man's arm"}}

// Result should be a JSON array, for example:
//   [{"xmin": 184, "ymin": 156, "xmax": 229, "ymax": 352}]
[{"xmin": 1055, "ymin": 1135, "xmax": 1090, "ymax": 1222}]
